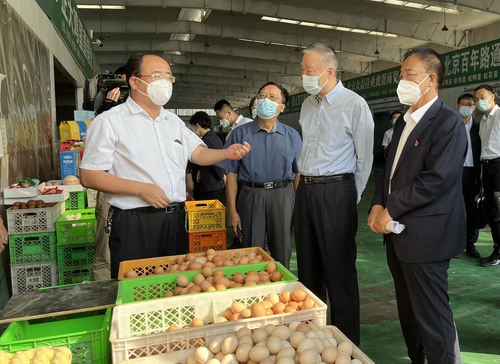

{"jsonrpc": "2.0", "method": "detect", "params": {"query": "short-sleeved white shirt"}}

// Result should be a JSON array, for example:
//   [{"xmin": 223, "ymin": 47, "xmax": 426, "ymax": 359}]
[{"xmin": 81, "ymin": 97, "xmax": 205, "ymax": 209}]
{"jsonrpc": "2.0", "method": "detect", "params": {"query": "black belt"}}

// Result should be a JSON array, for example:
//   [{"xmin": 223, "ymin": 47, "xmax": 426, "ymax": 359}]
[
  {"xmin": 241, "ymin": 181, "xmax": 291, "ymax": 189},
  {"xmin": 481, "ymin": 158, "xmax": 500, "ymax": 165},
  {"xmin": 300, "ymin": 173, "xmax": 354, "ymax": 185},
  {"xmin": 131, "ymin": 202, "xmax": 185, "ymax": 214}
]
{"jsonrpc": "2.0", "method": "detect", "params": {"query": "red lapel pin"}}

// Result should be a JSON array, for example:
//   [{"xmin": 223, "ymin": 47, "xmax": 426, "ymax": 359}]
[{"xmin": 415, "ymin": 140, "xmax": 419, "ymax": 147}]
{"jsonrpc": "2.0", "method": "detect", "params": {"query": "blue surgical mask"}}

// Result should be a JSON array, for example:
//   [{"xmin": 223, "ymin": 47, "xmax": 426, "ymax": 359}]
[
  {"xmin": 302, "ymin": 69, "xmax": 328, "ymax": 95},
  {"xmin": 476, "ymin": 99, "xmax": 491, "ymax": 112},
  {"xmin": 391, "ymin": 118, "xmax": 398, "ymax": 125},
  {"xmin": 256, "ymin": 98, "xmax": 279, "ymax": 119},
  {"xmin": 458, "ymin": 106, "xmax": 473, "ymax": 117}
]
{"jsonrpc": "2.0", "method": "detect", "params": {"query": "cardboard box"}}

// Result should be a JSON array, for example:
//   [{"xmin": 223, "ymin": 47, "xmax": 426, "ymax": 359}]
[{"xmin": 60, "ymin": 150, "xmax": 81, "ymax": 180}]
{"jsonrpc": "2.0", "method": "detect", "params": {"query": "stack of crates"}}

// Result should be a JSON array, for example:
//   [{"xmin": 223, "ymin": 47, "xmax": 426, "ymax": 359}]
[
  {"xmin": 55, "ymin": 209, "xmax": 97, "ymax": 285},
  {"xmin": 65, "ymin": 189, "xmax": 88, "ymax": 211},
  {"xmin": 7, "ymin": 202, "xmax": 66, "ymax": 294},
  {"xmin": 185, "ymin": 199, "xmax": 226, "ymax": 253}
]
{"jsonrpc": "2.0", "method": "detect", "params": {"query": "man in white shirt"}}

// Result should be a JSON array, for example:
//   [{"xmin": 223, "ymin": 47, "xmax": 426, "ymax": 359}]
[
  {"xmin": 474, "ymin": 84, "xmax": 500, "ymax": 267},
  {"xmin": 80, "ymin": 53, "xmax": 250, "ymax": 278},
  {"xmin": 382, "ymin": 111, "xmax": 402, "ymax": 150},
  {"xmin": 214, "ymin": 99, "xmax": 253, "ymax": 139}
]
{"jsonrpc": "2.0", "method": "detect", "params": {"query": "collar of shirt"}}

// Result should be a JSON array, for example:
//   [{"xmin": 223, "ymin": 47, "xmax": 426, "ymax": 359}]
[
  {"xmin": 483, "ymin": 104, "xmax": 500, "ymax": 120},
  {"xmin": 404, "ymin": 95, "xmax": 438, "ymax": 124},
  {"xmin": 315, "ymin": 80, "xmax": 345, "ymax": 106},
  {"xmin": 250, "ymin": 119, "xmax": 283, "ymax": 134},
  {"xmin": 125, "ymin": 97, "xmax": 168, "ymax": 121}
]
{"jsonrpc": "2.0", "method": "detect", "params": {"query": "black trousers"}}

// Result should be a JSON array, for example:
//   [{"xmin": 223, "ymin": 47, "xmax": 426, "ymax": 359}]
[
  {"xmin": 108, "ymin": 207, "xmax": 187, "ymax": 278},
  {"xmin": 386, "ymin": 236, "xmax": 461, "ymax": 364},
  {"xmin": 293, "ymin": 178, "xmax": 360, "ymax": 345},
  {"xmin": 461, "ymin": 167, "xmax": 479, "ymax": 247},
  {"xmin": 482, "ymin": 163, "xmax": 500, "ymax": 257}
]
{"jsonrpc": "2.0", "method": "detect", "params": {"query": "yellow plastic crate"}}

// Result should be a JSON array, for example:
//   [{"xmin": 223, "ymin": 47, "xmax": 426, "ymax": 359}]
[{"xmin": 185, "ymin": 200, "xmax": 226, "ymax": 232}]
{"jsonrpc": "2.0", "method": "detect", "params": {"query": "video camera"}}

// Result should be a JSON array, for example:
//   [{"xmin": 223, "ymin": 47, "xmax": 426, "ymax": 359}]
[{"xmin": 83, "ymin": 73, "xmax": 129, "ymax": 115}]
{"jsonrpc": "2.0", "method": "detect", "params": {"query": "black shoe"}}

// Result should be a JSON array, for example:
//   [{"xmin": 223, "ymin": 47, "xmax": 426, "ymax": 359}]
[
  {"xmin": 480, "ymin": 254, "xmax": 493, "ymax": 264},
  {"xmin": 466, "ymin": 246, "xmax": 480, "ymax": 258},
  {"xmin": 480, "ymin": 256, "xmax": 500, "ymax": 267},
  {"xmin": 452, "ymin": 254, "xmax": 459, "ymax": 259}
]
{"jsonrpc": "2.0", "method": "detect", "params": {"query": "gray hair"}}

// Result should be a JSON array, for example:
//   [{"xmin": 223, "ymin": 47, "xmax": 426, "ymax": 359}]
[{"xmin": 303, "ymin": 43, "xmax": 339, "ymax": 77}]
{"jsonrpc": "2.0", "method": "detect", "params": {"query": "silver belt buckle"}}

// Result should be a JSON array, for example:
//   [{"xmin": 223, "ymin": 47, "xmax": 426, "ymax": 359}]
[
  {"xmin": 264, "ymin": 182, "xmax": 274, "ymax": 189},
  {"xmin": 303, "ymin": 176, "xmax": 313, "ymax": 185},
  {"xmin": 165, "ymin": 204, "xmax": 175, "ymax": 214}
]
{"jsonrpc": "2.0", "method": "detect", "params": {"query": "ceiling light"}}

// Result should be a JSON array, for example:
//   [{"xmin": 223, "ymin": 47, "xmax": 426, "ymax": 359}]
[
  {"xmin": 351, "ymin": 29, "xmax": 370, "ymax": 34},
  {"xmin": 163, "ymin": 51, "xmax": 184, "ymax": 55},
  {"xmin": 261, "ymin": 16, "xmax": 280, "ymax": 22},
  {"xmin": 316, "ymin": 24, "xmax": 336, "ymax": 29},
  {"xmin": 299, "ymin": 22, "xmax": 318, "ymax": 27},
  {"xmin": 169, "ymin": 34, "xmax": 194, "ymax": 41},
  {"xmin": 77, "ymin": 5, "xmax": 125, "ymax": 9},
  {"xmin": 426, "ymin": 5, "xmax": 443, "ymax": 12},
  {"xmin": 280, "ymin": 19, "xmax": 300, "ymax": 24},
  {"xmin": 336, "ymin": 26, "xmax": 353, "ymax": 32},
  {"xmin": 271, "ymin": 42, "xmax": 286, "ymax": 46},
  {"xmin": 384, "ymin": 0, "xmax": 405, "ymax": 5},
  {"xmin": 177, "ymin": 8, "xmax": 211, "ymax": 22},
  {"xmin": 404, "ymin": 2, "xmax": 426, "ymax": 9}
]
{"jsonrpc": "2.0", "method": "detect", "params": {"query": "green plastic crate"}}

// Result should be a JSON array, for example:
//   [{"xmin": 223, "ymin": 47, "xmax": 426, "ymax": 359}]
[
  {"xmin": 58, "ymin": 265, "xmax": 93, "ymax": 285},
  {"xmin": 0, "ymin": 308, "xmax": 112, "ymax": 364},
  {"xmin": 116, "ymin": 261, "xmax": 297, "ymax": 304},
  {"xmin": 65, "ymin": 190, "xmax": 87, "ymax": 210},
  {"xmin": 57, "ymin": 242, "xmax": 95, "ymax": 269},
  {"xmin": 8, "ymin": 232, "xmax": 57, "ymax": 264},
  {"xmin": 56, "ymin": 209, "xmax": 96, "ymax": 245}
]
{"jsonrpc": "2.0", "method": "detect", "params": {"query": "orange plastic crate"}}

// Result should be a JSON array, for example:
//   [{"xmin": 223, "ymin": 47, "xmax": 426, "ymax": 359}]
[{"xmin": 188, "ymin": 229, "xmax": 226, "ymax": 253}]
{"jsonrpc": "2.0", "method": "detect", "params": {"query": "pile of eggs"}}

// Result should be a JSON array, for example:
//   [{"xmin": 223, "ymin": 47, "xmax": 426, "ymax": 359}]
[
  {"xmin": 186, "ymin": 322, "xmax": 362, "ymax": 364},
  {"xmin": 216, "ymin": 290, "xmax": 316, "ymax": 322},
  {"xmin": 124, "ymin": 249, "xmax": 267, "ymax": 278}
]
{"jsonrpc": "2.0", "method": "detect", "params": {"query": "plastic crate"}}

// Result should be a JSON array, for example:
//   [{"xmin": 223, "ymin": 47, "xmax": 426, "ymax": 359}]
[
  {"xmin": 117, "ymin": 247, "xmax": 273, "ymax": 280},
  {"xmin": 188, "ymin": 229, "xmax": 226, "ymax": 253},
  {"xmin": 87, "ymin": 189, "xmax": 98, "ymax": 208},
  {"xmin": 113, "ymin": 325, "xmax": 375, "ymax": 364},
  {"xmin": 56, "ymin": 209, "xmax": 97, "ymax": 245},
  {"xmin": 6, "ymin": 202, "xmax": 65, "ymax": 234},
  {"xmin": 57, "ymin": 242, "xmax": 95, "ymax": 269},
  {"xmin": 185, "ymin": 200, "xmax": 226, "ymax": 232},
  {"xmin": 0, "ymin": 309, "xmax": 112, "ymax": 364},
  {"xmin": 116, "ymin": 261, "xmax": 297, "ymax": 304},
  {"xmin": 58, "ymin": 266, "xmax": 93, "ymax": 285},
  {"xmin": 65, "ymin": 190, "xmax": 87, "ymax": 210},
  {"xmin": 112, "ymin": 281, "xmax": 326, "ymax": 341},
  {"xmin": 10, "ymin": 261, "xmax": 58, "ymax": 295},
  {"xmin": 8, "ymin": 232, "xmax": 57, "ymax": 264}
]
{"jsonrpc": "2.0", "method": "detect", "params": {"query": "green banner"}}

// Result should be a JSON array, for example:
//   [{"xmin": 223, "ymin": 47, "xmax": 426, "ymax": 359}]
[{"xmin": 50, "ymin": 0, "xmax": 93, "ymax": 79}]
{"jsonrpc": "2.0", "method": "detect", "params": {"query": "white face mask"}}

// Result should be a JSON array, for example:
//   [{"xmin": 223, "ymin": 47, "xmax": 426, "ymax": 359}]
[
  {"xmin": 302, "ymin": 68, "xmax": 328, "ymax": 95},
  {"xmin": 135, "ymin": 78, "xmax": 172, "ymax": 106},
  {"xmin": 396, "ymin": 73, "xmax": 430, "ymax": 106},
  {"xmin": 220, "ymin": 118, "xmax": 230, "ymax": 128},
  {"xmin": 476, "ymin": 99, "xmax": 491, "ymax": 112}
]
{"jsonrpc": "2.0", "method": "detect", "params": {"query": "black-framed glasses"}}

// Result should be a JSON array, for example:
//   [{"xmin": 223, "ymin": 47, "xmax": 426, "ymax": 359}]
[{"xmin": 257, "ymin": 93, "xmax": 282, "ymax": 103}]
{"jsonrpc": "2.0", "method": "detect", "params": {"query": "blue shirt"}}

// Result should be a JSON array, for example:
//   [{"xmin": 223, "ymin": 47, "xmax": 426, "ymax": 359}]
[
  {"xmin": 298, "ymin": 81, "xmax": 374, "ymax": 200},
  {"xmin": 219, "ymin": 120, "xmax": 302, "ymax": 183}
]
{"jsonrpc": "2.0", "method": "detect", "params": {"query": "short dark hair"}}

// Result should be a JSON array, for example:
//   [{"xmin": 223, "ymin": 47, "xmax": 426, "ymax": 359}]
[
  {"xmin": 248, "ymin": 96, "xmax": 258, "ymax": 115},
  {"xmin": 114, "ymin": 66, "xmax": 126, "ymax": 76},
  {"xmin": 189, "ymin": 111, "xmax": 212, "ymax": 129},
  {"xmin": 214, "ymin": 99, "xmax": 233, "ymax": 112},
  {"xmin": 257, "ymin": 82, "xmax": 289, "ymax": 106},
  {"xmin": 125, "ymin": 52, "xmax": 156, "ymax": 88},
  {"xmin": 474, "ymin": 84, "xmax": 495, "ymax": 94},
  {"xmin": 391, "ymin": 111, "xmax": 401, "ymax": 119},
  {"xmin": 402, "ymin": 48, "xmax": 445, "ymax": 89},
  {"xmin": 457, "ymin": 93, "xmax": 474, "ymax": 104}
]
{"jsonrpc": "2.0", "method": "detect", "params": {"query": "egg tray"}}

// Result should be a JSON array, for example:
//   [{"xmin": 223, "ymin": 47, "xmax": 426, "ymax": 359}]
[
  {"xmin": 111, "ymin": 281, "xmax": 326, "ymax": 342},
  {"xmin": 112, "ymin": 325, "xmax": 375, "ymax": 364},
  {"xmin": 6, "ymin": 202, "xmax": 65, "ymax": 234},
  {"xmin": 185, "ymin": 199, "xmax": 226, "ymax": 232},
  {"xmin": 117, "ymin": 247, "xmax": 273, "ymax": 280},
  {"xmin": 55, "ymin": 209, "xmax": 97, "ymax": 245},
  {"xmin": 116, "ymin": 261, "xmax": 298, "ymax": 304},
  {"xmin": 0, "ymin": 309, "xmax": 111, "ymax": 364},
  {"xmin": 8, "ymin": 232, "xmax": 57, "ymax": 265}
]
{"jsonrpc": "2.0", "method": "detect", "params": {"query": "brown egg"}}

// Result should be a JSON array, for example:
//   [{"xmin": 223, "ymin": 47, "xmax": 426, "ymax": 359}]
[
  {"xmin": 230, "ymin": 282, "xmax": 243, "ymax": 288},
  {"xmin": 266, "ymin": 262, "xmax": 277, "ymax": 274},
  {"xmin": 245, "ymin": 274, "xmax": 260, "ymax": 284},
  {"xmin": 125, "ymin": 269, "xmax": 138, "ymax": 278},
  {"xmin": 224, "ymin": 307, "xmax": 234, "ymax": 320},
  {"xmin": 295, "ymin": 323, "xmax": 312, "ymax": 334},
  {"xmin": 258, "ymin": 271, "xmax": 270, "ymax": 281},
  {"xmin": 287, "ymin": 301, "xmax": 299, "ymax": 309},
  {"xmin": 185, "ymin": 253, "xmax": 196, "ymax": 261},
  {"xmin": 202, "ymin": 266, "xmax": 213, "ymax": 278},
  {"xmin": 174, "ymin": 287, "xmax": 183, "ymax": 295},
  {"xmin": 232, "ymin": 272, "xmax": 245, "ymax": 284},
  {"xmin": 189, "ymin": 262, "xmax": 203, "ymax": 271},
  {"xmin": 270, "ymin": 271, "xmax": 282, "ymax": 282},
  {"xmin": 200, "ymin": 280, "xmax": 212, "ymax": 292},
  {"xmin": 213, "ymin": 269, "xmax": 225, "ymax": 277},
  {"xmin": 239, "ymin": 256, "xmax": 250, "ymax": 265},
  {"xmin": 272, "ymin": 302, "xmax": 286, "ymax": 314},
  {"xmin": 163, "ymin": 291, "xmax": 174, "ymax": 297},
  {"xmin": 206, "ymin": 249, "xmax": 217, "ymax": 256},
  {"xmin": 301, "ymin": 298, "xmax": 316, "ymax": 310},
  {"xmin": 193, "ymin": 273, "xmax": 205, "ymax": 285},
  {"xmin": 256, "ymin": 255, "xmax": 264, "ymax": 262},
  {"xmin": 284, "ymin": 306, "xmax": 297, "ymax": 313},
  {"xmin": 190, "ymin": 318, "xmax": 204, "ymax": 327},
  {"xmin": 291, "ymin": 289, "xmax": 307, "ymax": 302},
  {"xmin": 212, "ymin": 255, "xmax": 224, "ymax": 264},
  {"xmin": 280, "ymin": 291, "xmax": 291, "ymax": 303},
  {"xmin": 215, "ymin": 283, "xmax": 227, "ymax": 290},
  {"xmin": 240, "ymin": 308, "xmax": 252, "ymax": 318},
  {"xmin": 168, "ymin": 325, "xmax": 180, "ymax": 332},
  {"xmin": 249, "ymin": 258, "xmax": 261, "ymax": 264},
  {"xmin": 223, "ymin": 260, "xmax": 234, "ymax": 266},
  {"xmin": 215, "ymin": 277, "xmax": 231, "ymax": 288},
  {"xmin": 206, "ymin": 276, "xmax": 215, "ymax": 284},
  {"xmin": 188, "ymin": 285, "xmax": 201, "ymax": 294},
  {"xmin": 214, "ymin": 260, "xmax": 224, "ymax": 267},
  {"xmin": 153, "ymin": 266, "xmax": 164, "ymax": 275},
  {"xmin": 176, "ymin": 255, "xmax": 185, "ymax": 265},
  {"xmin": 251, "ymin": 302, "xmax": 266, "ymax": 317}
]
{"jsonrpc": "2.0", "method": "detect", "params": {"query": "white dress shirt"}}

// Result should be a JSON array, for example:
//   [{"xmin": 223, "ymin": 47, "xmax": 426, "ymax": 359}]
[
  {"xmin": 382, "ymin": 128, "xmax": 394, "ymax": 147},
  {"xmin": 227, "ymin": 115, "xmax": 253, "ymax": 138},
  {"xmin": 298, "ymin": 80, "xmax": 374, "ymax": 201},
  {"xmin": 479, "ymin": 104, "xmax": 500, "ymax": 161},
  {"xmin": 463, "ymin": 117, "xmax": 474, "ymax": 167},
  {"xmin": 81, "ymin": 97, "xmax": 205, "ymax": 209}
]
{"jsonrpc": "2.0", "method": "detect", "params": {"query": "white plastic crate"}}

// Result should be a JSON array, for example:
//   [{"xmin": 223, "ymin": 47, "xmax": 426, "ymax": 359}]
[
  {"xmin": 110, "ymin": 282, "xmax": 327, "ymax": 362},
  {"xmin": 114, "ymin": 325, "xmax": 375, "ymax": 364},
  {"xmin": 10, "ymin": 261, "xmax": 58, "ymax": 295},
  {"xmin": 6, "ymin": 202, "xmax": 65, "ymax": 234},
  {"xmin": 86, "ymin": 189, "xmax": 98, "ymax": 208}
]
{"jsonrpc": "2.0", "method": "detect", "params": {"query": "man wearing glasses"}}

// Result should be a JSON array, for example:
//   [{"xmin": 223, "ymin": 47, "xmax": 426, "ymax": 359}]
[
  {"xmin": 80, "ymin": 53, "xmax": 250, "ymax": 278},
  {"xmin": 219, "ymin": 82, "xmax": 302, "ymax": 269},
  {"xmin": 369, "ymin": 48, "xmax": 465, "ymax": 363}
]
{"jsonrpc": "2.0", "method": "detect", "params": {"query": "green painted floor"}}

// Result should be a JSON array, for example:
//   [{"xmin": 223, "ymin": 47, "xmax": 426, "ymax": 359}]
[{"xmin": 229, "ymin": 167, "xmax": 500, "ymax": 363}]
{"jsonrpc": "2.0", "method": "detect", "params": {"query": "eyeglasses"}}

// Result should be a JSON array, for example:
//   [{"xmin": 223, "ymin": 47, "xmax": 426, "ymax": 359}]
[
  {"xmin": 394, "ymin": 72, "xmax": 429, "ymax": 83},
  {"xmin": 139, "ymin": 73, "xmax": 176, "ymax": 84},
  {"xmin": 257, "ymin": 93, "xmax": 282, "ymax": 104}
]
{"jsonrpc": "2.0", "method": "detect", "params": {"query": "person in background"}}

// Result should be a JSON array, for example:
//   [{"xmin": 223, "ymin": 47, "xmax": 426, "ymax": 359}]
[
  {"xmin": 474, "ymin": 84, "xmax": 500, "ymax": 267},
  {"xmin": 92, "ymin": 66, "xmax": 126, "ymax": 281},
  {"xmin": 369, "ymin": 48, "xmax": 465, "ymax": 363},
  {"xmin": 248, "ymin": 96, "xmax": 258, "ymax": 119},
  {"xmin": 456, "ymin": 93, "xmax": 481, "ymax": 259},
  {"xmin": 294, "ymin": 42, "xmax": 374, "ymax": 346},
  {"xmin": 80, "ymin": 52, "xmax": 250, "ymax": 278},
  {"xmin": 219, "ymin": 82, "xmax": 302, "ymax": 269},
  {"xmin": 187, "ymin": 111, "xmax": 226, "ymax": 205},
  {"xmin": 214, "ymin": 99, "xmax": 253, "ymax": 138},
  {"xmin": 382, "ymin": 111, "xmax": 402, "ymax": 150}
]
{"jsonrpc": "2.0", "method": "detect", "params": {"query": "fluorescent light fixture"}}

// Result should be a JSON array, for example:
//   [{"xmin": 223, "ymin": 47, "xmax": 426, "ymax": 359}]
[
  {"xmin": 253, "ymin": 40, "xmax": 266, "ymax": 44},
  {"xmin": 239, "ymin": 38, "xmax": 253, "ymax": 42},
  {"xmin": 368, "ymin": 0, "xmax": 461, "ymax": 14},
  {"xmin": 77, "ymin": 5, "xmax": 125, "ymax": 9},
  {"xmin": 316, "ymin": 24, "xmax": 336, "ymax": 29},
  {"xmin": 261, "ymin": 16, "xmax": 280, "ymax": 22},
  {"xmin": 336, "ymin": 26, "xmax": 353, "ymax": 32},
  {"xmin": 280, "ymin": 19, "xmax": 300, "ymax": 24},
  {"xmin": 404, "ymin": 2, "xmax": 426, "ymax": 9},
  {"xmin": 384, "ymin": 0, "xmax": 406, "ymax": 5},
  {"xmin": 351, "ymin": 29, "xmax": 370, "ymax": 34},
  {"xmin": 163, "ymin": 51, "xmax": 184, "ymax": 55},
  {"xmin": 299, "ymin": 22, "xmax": 318, "ymax": 27},
  {"xmin": 426, "ymin": 6, "xmax": 443, "ymax": 12},
  {"xmin": 169, "ymin": 34, "xmax": 195, "ymax": 41},
  {"xmin": 177, "ymin": 8, "xmax": 211, "ymax": 22},
  {"xmin": 271, "ymin": 42, "xmax": 286, "ymax": 46}
]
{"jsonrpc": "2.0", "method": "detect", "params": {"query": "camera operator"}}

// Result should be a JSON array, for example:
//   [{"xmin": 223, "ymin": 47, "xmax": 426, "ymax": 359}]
[{"xmin": 96, "ymin": 66, "xmax": 127, "ymax": 116}]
